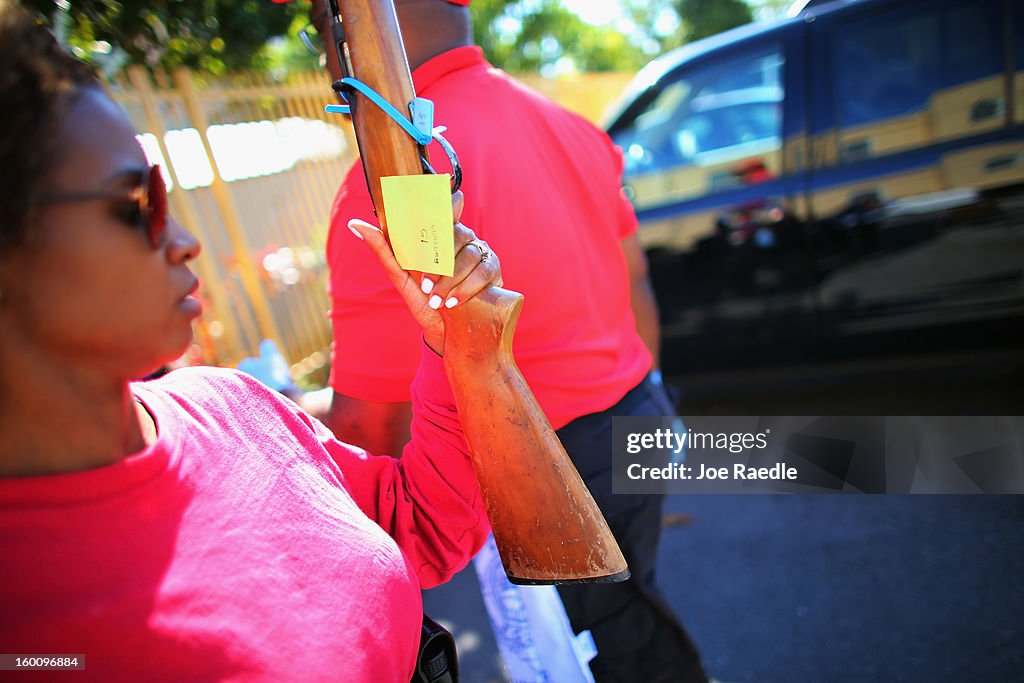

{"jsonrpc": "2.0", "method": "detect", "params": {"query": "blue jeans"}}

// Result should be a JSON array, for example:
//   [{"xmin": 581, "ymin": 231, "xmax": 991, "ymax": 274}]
[{"xmin": 555, "ymin": 375, "xmax": 707, "ymax": 683}]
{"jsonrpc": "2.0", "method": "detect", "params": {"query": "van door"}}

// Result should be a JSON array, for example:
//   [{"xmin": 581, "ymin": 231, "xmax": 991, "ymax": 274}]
[
  {"xmin": 611, "ymin": 27, "xmax": 815, "ymax": 374},
  {"xmin": 807, "ymin": 0, "xmax": 1024, "ymax": 359}
]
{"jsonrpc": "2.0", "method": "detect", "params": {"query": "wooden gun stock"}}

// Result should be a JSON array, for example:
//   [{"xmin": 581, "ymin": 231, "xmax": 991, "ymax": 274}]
[{"xmin": 332, "ymin": 0, "xmax": 627, "ymax": 584}]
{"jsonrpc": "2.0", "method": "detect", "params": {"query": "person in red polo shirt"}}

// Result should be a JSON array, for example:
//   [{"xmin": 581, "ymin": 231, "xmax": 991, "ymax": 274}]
[{"xmin": 301, "ymin": 1, "xmax": 709, "ymax": 680}]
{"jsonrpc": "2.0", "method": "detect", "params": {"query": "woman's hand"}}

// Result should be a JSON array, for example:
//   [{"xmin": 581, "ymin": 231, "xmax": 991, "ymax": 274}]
[{"xmin": 348, "ymin": 191, "xmax": 502, "ymax": 354}]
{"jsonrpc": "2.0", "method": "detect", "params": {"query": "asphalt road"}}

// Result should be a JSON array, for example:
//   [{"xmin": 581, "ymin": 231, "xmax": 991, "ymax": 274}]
[
  {"xmin": 425, "ymin": 495, "xmax": 1023, "ymax": 683},
  {"xmin": 423, "ymin": 368, "xmax": 1024, "ymax": 682},
  {"xmin": 655, "ymin": 494, "xmax": 1023, "ymax": 682}
]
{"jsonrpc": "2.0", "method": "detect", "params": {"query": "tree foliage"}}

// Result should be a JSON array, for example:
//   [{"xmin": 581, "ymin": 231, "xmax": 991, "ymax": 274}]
[
  {"xmin": 21, "ymin": 0, "xmax": 299, "ymax": 75},
  {"xmin": 676, "ymin": 0, "xmax": 752, "ymax": 43},
  {"xmin": 19, "ymin": 0, "xmax": 758, "ymax": 76},
  {"xmin": 472, "ymin": 0, "xmax": 652, "ymax": 73},
  {"xmin": 472, "ymin": 0, "xmax": 753, "ymax": 74}
]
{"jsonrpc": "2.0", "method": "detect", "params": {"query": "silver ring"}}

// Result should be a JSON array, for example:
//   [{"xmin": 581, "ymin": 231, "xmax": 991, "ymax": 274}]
[{"xmin": 469, "ymin": 239, "xmax": 491, "ymax": 262}]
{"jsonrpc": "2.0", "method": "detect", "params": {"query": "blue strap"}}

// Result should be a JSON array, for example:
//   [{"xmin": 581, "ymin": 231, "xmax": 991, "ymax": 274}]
[{"xmin": 324, "ymin": 77, "xmax": 432, "ymax": 146}]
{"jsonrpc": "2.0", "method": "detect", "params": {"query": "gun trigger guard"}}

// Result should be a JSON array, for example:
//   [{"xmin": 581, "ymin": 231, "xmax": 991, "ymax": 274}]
[
  {"xmin": 431, "ymin": 127, "xmax": 462, "ymax": 194},
  {"xmin": 322, "ymin": 77, "xmax": 462, "ymax": 193}
]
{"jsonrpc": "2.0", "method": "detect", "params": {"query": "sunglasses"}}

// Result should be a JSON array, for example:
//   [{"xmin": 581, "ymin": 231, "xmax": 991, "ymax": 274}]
[{"xmin": 36, "ymin": 164, "xmax": 169, "ymax": 249}]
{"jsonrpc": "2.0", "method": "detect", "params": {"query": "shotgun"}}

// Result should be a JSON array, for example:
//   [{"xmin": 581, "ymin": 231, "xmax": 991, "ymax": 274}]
[{"xmin": 325, "ymin": 0, "xmax": 628, "ymax": 585}]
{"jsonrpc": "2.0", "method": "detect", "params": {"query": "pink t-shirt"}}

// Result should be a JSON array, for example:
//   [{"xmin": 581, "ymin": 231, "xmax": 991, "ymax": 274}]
[
  {"xmin": 0, "ymin": 347, "xmax": 487, "ymax": 681},
  {"xmin": 327, "ymin": 46, "xmax": 651, "ymax": 429}
]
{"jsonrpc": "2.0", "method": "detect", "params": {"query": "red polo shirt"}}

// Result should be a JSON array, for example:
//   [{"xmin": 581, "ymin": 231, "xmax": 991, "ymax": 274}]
[{"xmin": 326, "ymin": 46, "xmax": 651, "ymax": 429}]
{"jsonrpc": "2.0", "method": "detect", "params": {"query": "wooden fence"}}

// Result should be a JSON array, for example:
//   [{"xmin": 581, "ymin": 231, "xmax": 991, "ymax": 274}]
[{"xmin": 108, "ymin": 67, "xmax": 632, "ymax": 386}]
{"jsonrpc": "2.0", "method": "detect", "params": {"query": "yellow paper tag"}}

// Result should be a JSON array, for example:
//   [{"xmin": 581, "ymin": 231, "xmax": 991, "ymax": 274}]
[{"xmin": 380, "ymin": 174, "xmax": 454, "ymax": 276}]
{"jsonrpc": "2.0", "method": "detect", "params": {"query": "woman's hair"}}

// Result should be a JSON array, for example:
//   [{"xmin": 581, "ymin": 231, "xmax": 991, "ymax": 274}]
[{"xmin": 0, "ymin": 0, "xmax": 99, "ymax": 252}]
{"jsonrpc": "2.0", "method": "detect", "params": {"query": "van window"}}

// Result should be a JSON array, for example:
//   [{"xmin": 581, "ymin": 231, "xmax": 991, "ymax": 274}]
[
  {"xmin": 832, "ymin": 0, "xmax": 1007, "ymax": 161},
  {"xmin": 944, "ymin": 1, "xmax": 1002, "ymax": 87},
  {"xmin": 834, "ymin": 10, "xmax": 940, "ymax": 130},
  {"xmin": 615, "ymin": 43, "xmax": 783, "ymax": 208}
]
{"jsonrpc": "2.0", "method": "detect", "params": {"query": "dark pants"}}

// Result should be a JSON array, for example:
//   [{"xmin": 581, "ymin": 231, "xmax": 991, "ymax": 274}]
[{"xmin": 555, "ymin": 376, "xmax": 708, "ymax": 683}]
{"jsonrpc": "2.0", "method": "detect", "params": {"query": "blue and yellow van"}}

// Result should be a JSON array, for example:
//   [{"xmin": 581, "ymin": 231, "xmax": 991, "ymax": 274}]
[{"xmin": 605, "ymin": 0, "xmax": 1024, "ymax": 391}]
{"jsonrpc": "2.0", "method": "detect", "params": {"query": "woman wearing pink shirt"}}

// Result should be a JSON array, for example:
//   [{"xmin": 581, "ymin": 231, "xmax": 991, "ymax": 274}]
[{"xmin": 0, "ymin": 3, "xmax": 500, "ymax": 679}]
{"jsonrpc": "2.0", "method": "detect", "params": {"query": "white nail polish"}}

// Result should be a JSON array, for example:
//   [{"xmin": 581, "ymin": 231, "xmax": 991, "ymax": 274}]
[
  {"xmin": 348, "ymin": 224, "xmax": 364, "ymax": 240},
  {"xmin": 445, "ymin": 297, "xmax": 458, "ymax": 308},
  {"xmin": 421, "ymin": 278, "xmax": 434, "ymax": 294},
  {"xmin": 429, "ymin": 295, "xmax": 442, "ymax": 309}
]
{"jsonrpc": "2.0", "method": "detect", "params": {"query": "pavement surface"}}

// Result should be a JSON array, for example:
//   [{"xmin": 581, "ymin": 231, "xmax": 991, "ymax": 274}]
[
  {"xmin": 423, "ymin": 369, "xmax": 1024, "ymax": 682},
  {"xmin": 425, "ymin": 495, "xmax": 1024, "ymax": 682}
]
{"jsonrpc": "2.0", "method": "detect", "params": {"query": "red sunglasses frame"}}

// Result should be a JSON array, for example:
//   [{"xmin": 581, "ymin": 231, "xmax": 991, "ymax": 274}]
[{"xmin": 36, "ymin": 164, "xmax": 169, "ymax": 248}]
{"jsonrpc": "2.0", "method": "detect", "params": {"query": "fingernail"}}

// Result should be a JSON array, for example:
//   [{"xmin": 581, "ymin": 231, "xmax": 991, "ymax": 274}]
[
  {"xmin": 428, "ymin": 295, "xmax": 442, "ymax": 309},
  {"xmin": 348, "ymin": 219, "xmax": 381, "ymax": 240},
  {"xmin": 445, "ymin": 296, "xmax": 458, "ymax": 308},
  {"xmin": 421, "ymin": 278, "xmax": 434, "ymax": 294}
]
